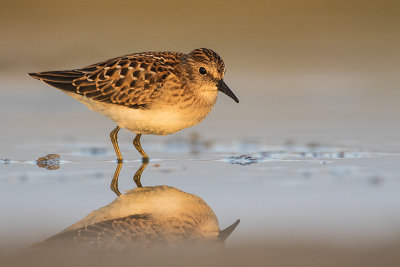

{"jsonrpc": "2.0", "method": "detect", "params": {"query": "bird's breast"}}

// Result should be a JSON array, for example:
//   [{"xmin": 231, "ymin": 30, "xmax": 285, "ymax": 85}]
[
  {"xmin": 122, "ymin": 101, "xmax": 215, "ymax": 135},
  {"xmin": 68, "ymin": 90, "xmax": 217, "ymax": 135}
]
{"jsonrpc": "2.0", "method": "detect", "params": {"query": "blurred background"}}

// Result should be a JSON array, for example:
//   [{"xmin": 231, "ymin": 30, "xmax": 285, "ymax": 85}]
[
  {"xmin": 1, "ymin": 0, "xmax": 400, "ymax": 149},
  {"xmin": 1, "ymin": 0, "xmax": 400, "ymax": 265},
  {"xmin": 1, "ymin": 0, "xmax": 400, "ymax": 73}
]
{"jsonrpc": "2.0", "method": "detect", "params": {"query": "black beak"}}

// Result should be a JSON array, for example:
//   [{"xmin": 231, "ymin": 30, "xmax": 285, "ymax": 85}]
[
  {"xmin": 218, "ymin": 219, "xmax": 240, "ymax": 242},
  {"xmin": 218, "ymin": 80, "xmax": 239, "ymax": 103}
]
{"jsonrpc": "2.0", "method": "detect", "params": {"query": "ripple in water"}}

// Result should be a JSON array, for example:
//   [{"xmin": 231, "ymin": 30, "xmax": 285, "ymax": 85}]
[{"xmin": 225, "ymin": 149, "xmax": 383, "ymax": 165}]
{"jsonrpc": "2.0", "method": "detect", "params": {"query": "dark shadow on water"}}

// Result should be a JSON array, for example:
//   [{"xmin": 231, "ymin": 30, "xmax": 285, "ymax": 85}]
[{"xmin": 34, "ymin": 160, "xmax": 240, "ymax": 250}]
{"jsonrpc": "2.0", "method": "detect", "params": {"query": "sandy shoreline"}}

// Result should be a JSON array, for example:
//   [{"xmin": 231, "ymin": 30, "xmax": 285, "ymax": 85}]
[{"xmin": 2, "ymin": 241, "xmax": 400, "ymax": 267}]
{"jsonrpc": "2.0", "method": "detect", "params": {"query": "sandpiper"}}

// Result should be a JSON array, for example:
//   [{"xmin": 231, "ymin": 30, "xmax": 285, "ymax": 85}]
[
  {"xmin": 29, "ymin": 48, "xmax": 239, "ymax": 161},
  {"xmin": 38, "ymin": 186, "xmax": 240, "ymax": 249}
]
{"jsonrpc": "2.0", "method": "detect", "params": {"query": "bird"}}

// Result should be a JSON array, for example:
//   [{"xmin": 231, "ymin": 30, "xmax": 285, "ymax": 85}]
[
  {"xmin": 36, "ymin": 185, "xmax": 240, "ymax": 249},
  {"xmin": 29, "ymin": 48, "xmax": 239, "ymax": 161}
]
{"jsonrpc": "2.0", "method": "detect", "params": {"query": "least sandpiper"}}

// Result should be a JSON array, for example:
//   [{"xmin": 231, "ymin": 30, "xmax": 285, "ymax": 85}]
[
  {"xmin": 38, "ymin": 185, "xmax": 240, "ymax": 249},
  {"xmin": 29, "ymin": 48, "xmax": 239, "ymax": 161}
]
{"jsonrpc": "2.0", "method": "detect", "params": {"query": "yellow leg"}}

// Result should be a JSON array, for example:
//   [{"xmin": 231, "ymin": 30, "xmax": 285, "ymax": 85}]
[
  {"xmin": 133, "ymin": 134, "xmax": 149, "ymax": 159},
  {"xmin": 110, "ymin": 157, "xmax": 149, "ymax": 195},
  {"xmin": 110, "ymin": 126, "xmax": 123, "ymax": 162},
  {"xmin": 110, "ymin": 161, "xmax": 123, "ymax": 196},
  {"xmin": 133, "ymin": 158, "xmax": 149, "ymax": 187}
]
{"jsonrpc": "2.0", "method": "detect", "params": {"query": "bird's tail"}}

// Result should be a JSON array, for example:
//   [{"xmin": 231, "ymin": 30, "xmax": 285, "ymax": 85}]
[{"xmin": 28, "ymin": 70, "xmax": 83, "ymax": 92}]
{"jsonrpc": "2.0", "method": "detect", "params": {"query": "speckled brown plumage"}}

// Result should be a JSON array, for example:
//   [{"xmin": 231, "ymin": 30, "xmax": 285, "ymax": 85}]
[
  {"xmin": 35, "ymin": 186, "xmax": 240, "ymax": 250},
  {"xmin": 28, "ymin": 48, "xmax": 239, "ymax": 159},
  {"xmin": 43, "ymin": 213, "xmax": 207, "ymax": 249},
  {"xmin": 29, "ymin": 51, "xmax": 185, "ymax": 109}
]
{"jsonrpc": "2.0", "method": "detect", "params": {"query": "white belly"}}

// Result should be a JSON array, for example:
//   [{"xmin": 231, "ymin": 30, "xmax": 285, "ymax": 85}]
[{"xmin": 68, "ymin": 93, "xmax": 215, "ymax": 135}]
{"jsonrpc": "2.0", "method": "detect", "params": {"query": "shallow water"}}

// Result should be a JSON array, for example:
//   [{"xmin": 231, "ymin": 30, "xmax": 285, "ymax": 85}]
[{"xmin": 1, "ymin": 74, "xmax": 400, "ymax": 265}]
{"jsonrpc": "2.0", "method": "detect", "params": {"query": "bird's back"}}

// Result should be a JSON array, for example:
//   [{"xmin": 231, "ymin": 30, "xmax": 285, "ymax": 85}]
[{"xmin": 28, "ymin": 52, "xmax": 184, "ymax": 109}]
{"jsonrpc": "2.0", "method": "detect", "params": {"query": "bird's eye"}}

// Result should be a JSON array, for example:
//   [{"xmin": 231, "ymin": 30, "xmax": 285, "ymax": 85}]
[{"xmin": 199, "ymin": 67, "xmax": 207, "ymax": 75}]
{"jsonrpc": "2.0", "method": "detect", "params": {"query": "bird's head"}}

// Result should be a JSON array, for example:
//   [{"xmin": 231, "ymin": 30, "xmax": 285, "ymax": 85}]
[{"xmin": 181, "ymin": 48, "xmax": 239, "ymax": 103}]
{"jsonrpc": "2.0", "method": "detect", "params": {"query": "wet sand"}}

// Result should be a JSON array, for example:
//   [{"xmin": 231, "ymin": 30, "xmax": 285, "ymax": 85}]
[{"xmin": 2, "ymin": 242, "xmax": 400, "ymax": 267}]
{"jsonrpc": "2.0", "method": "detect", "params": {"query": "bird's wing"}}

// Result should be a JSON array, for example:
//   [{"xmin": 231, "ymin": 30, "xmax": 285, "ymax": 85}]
[
  {"xmin": 38, "ymin": 213, "xmax": 209, "ymax": 249},
  {"xmin": 28, "ymin": 52, "xmax": 183, "ymax": 109},
  {"xmin": 42, "ymin": 214, "xmax": 165, "ymax": 249}
]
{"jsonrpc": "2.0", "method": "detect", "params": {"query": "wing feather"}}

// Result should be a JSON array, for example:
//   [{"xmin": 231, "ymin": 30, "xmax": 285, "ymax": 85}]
[
  {"xmin": 41, "ymin": 214, "xmax": 164, "ymax": 249},
  {"xmin": 28, "ymin": 52, "xmax": 183, "ymax": 109}
]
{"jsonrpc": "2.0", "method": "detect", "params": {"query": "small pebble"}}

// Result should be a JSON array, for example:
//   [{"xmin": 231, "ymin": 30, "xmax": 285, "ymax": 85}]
[{"xmin": 36, "ymin": 154, "xmax": 61, "ymax": 170}]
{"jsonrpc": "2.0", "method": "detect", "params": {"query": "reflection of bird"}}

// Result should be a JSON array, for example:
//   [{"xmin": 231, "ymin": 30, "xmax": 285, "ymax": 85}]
[
  {"xmin": 28, "ymin": 48, "xmax": 239, "ymax": 161},
  {"xmin": 39, "ymin": 186, "xmax": 239, "ymax": 249}
]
